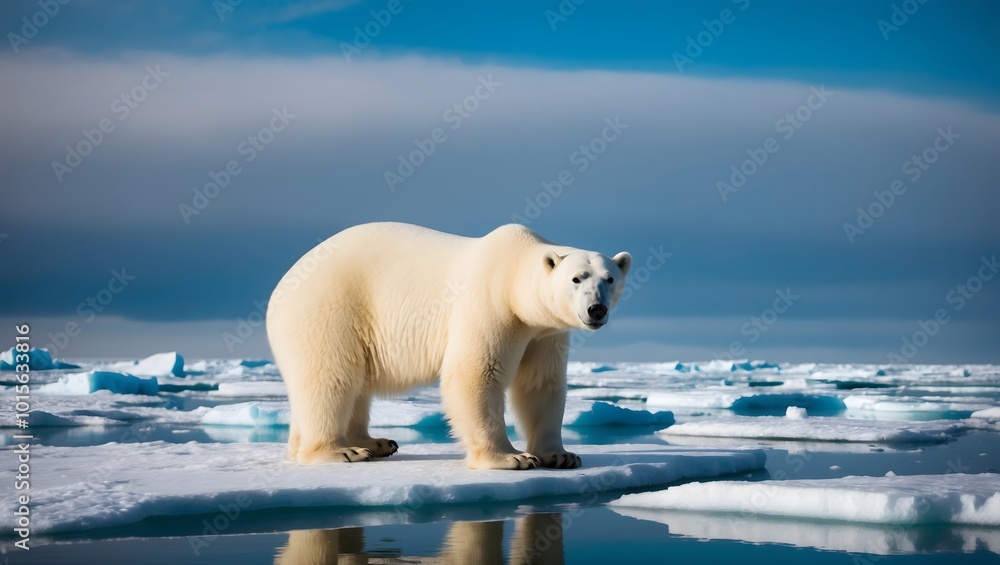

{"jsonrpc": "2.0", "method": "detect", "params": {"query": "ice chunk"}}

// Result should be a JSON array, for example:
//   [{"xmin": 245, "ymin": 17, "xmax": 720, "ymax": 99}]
[
  {"xmin": 0, "ymin": 442, "xmax": 766, "ymax": 534},
  {"xmin": 844, "ymin": 394, "xmax": 994, "ymax": 417},
  {"xmin": 115, "ymin": 352, "xmax": 185, "ymax": 377},
  {"xmin": 211, "ymin": 381, "xmax": 287, "ymax": 397},
  {"xmin": 201, "ymin": 401, "xmax": 291, "ymax": 427},
  {"xmin": 34, "ymin": 371, "xmax": 158, "ymax": 396},
  {"xmin": 785, "ymin": 406, "xmax": 808, "ymax": 419},
  {"xmin": 610, "ymin": 473, "xmax": 1000, "ymax": 526},
  {"xmin": 971, "ymin": 407, "xmax": 1000, "ymax": 419},
  {"xmin": 646, "ymin": 391, "xmax": 845, "ymax": 416},
  {"xmin": 0, "ymin": 347, "xmax": 78, "ymax": 370},
  {"xmin": 563, "ymin": 401, "xmax": 674, "ymax": 428},
  {"xmin": 239, "ymin": 359, "xmax": 273, "ymax": 368},
  {"xmin": 658, "ymin": 416, "xmax": 959, "ymax": 443},
  {"xmin": 731, "ymin": 360, "xmax": 781, "ymax": 372}
]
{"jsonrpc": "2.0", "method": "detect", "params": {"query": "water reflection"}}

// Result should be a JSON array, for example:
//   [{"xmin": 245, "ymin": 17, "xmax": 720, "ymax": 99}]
[{"xmin": 276, "ymin": 513, "xmax": 564, "ymax": 564}]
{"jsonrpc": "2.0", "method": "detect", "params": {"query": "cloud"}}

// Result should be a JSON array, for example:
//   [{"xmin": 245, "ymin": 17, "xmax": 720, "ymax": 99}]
[
  {"xmin": 261, "ymin": 0, "xmax": 363, "ymax": 24},
  {"xmin": 2, "ymin": 52, "xmax": 998, "ymax": 360},
  {"xmin": 2, "ymin": 52, "xmax": 998, "ymax": 238}
]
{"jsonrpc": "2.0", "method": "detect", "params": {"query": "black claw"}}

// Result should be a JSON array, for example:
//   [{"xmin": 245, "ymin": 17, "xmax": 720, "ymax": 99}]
[
  {"xmin": 342, "ymin": 453, "xmax": 351, "ymax": 462},
  {"xmin": 388, "ymin": 440, "xmax": 398, "ymax": 449}
]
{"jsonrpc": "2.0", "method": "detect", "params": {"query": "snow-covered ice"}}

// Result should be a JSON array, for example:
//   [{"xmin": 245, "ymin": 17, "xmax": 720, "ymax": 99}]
[
  {"xmin": 844, "ymin": 394, "xmax": 995, "ymax": 416},
  {"xmin": 210, "ymin": 381, "xmax": 288, "ymax": 397},
  {"xmin": 112, "ymin": 351, "xmax": 185, "ymax": 377},
  {"xmin": 34, "ymin": 371, "xmax": 159, "ymax": 396},
  {"xmin": 0, "ymin": 441, "xmax": 766, "ymax": 534},
  {"xmin": 610, "ymin": 473, "xmax": 1000, "ymax": 525},
  {"xmin": 646, "ymin": 390, "xmax": 846, "ymax": 415},
  {"xmin": 970, "ymin": 407, "xmax": 1000, "ymax": 419},
  {"xmin": 0, "ymin": 347, "xmax": 77, "ymax": 371},
  {"xmin": 658, "ymin": 416, "xmax": 960, "ymax": 443},
  {"xmin": 609, "ymin": 508, "xmax": 1000, "ymax": 555}
]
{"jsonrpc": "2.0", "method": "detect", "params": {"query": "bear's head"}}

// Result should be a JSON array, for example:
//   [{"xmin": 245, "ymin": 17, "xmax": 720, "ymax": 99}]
[{"xmin": 543, "ymin": 250, "xmax": 632, "ymax": 330}]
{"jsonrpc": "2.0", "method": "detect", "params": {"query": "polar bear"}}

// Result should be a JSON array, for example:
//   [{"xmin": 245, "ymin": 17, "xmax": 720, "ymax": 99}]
[{"xmin": 266, "ymin": 222, "xmax": 631, "ymax": 470}]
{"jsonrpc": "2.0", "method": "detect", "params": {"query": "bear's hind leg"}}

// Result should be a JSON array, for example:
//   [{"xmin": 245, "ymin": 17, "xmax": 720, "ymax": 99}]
[
  {"xmin": 346, "ymin": 393, "xmax": 398, "ymax": 457},
  {"xmin": 294, "ymin": 380, "xmax": 374, "ymax": 464},
  {"xmin": 287, "ymin": 417, "xmax": 301, "ymax": 460}
]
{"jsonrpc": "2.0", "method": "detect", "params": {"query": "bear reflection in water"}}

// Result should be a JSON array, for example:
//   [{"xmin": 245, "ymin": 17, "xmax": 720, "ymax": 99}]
[{"xmin": 275, "ymin": 513, "xmax": 564, "ymax": 564}]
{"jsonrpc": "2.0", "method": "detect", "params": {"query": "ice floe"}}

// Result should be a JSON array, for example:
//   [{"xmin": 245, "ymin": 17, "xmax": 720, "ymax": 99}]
[
  {"xmin": 210, "ymin": 381, "xmax": 288, "ymax": 397},
  {"xmin": 0, "ymin": 347, "xmax": 77, "ymax": 371},
  {"xmin": 112, "ymin": 352, "xmax": 185, "ymax": 377},
  {"xmin": 646, "ymin": 390, "xmax": 846, "ymax": 416},
  {"xmin": 34, "ymin": 371, "xmax": 159, "ymax": 396},
  {"xmin": 0, "ymin": 442, "xmax": 766, "ymax": 534},
  {"xmin": 658, "ymin": 416, "xmax": 960, "ymax": 443},
  {"xmin": 610, "ymin": 473, "xmax": 1000, "ymax": 525},
  {"xmin": 609, "ymin": 508, "xmax": 1000, "ymax": 555}
]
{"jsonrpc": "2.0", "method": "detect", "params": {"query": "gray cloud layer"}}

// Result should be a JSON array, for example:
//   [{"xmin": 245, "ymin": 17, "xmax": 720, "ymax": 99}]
[{"xmin": 2, "ymin": 53, "xmax": 998, "ymax": 362}]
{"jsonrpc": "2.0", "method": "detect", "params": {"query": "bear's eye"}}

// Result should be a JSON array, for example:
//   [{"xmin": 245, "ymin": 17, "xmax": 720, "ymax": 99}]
[
  {"xmin": 572, "ymin": 277, "xmax": 581, "ymax": 284},
  {"xmin": 607, "ymin": 277, "xmax": 614, "ymax": 284}
]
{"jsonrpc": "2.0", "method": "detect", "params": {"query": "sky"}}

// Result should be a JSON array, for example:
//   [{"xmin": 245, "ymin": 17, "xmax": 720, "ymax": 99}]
[{"xmin": 1, "ymin": 0, "xmax": 998, "ymax": 364}]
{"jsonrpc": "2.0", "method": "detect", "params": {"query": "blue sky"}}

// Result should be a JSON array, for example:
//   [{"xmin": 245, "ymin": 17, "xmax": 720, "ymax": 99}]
[{"xmin": 1, "ymin": 1, "xmax": 998, "ymax": 364}]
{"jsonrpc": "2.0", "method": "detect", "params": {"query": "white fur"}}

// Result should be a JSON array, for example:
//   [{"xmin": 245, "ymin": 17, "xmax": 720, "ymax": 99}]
[{"xmin": 266, "ymin": 222, "xmax": 631, "ymax": 470}]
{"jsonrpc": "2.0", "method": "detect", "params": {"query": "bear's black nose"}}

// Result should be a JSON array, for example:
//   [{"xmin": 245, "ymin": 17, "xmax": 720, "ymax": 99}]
[{"xmin": 587, "ymin": 304, "xmax": 608, "ymax": 321}]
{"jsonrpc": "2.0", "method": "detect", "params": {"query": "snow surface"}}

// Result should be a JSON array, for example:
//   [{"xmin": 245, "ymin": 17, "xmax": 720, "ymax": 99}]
[
  {"xmin": 610, "ymin": 474, "xmax": 1000, "ymax": 525},
  {"xmin": 658, "ymin": 416, "xmax": 960, "ymax": 443},
  {"xmin": 34, "ymin": 371, "xmax": 158, "ymax": 396},
  {"xmin": 844, "ymin": 394, "xmax": 994, "ymax": 415},
  {"xmin": 785, "ymin": 406, "xmax": 808, "ymax": 419},
  {"xmin": 0, "ymin": 442, "xmax": 766, "ymax": 534},
  {"xmin": 646, "ymin": 390, "xmax": 846, "ymax": 415},
  {"xmin": 972, "ymin": 407, "xmax": 1000, "ymax": 419},
  {"xmin": 609, "ymin": 508, "xmax": 1000, "ymax": 555}
]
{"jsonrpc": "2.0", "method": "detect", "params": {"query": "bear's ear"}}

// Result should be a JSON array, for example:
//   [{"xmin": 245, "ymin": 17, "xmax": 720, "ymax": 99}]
[
  {"xmin": 544, "ymin": 251, "xmax": 563, "ymax": 271},
  {"xmin": 613, "ymin": 252, "xmax": 632, "ymax": 275}
]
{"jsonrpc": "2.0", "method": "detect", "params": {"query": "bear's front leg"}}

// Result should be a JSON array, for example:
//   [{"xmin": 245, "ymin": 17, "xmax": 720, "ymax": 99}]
[
  {"xmin": 440, "ymin": 343, "xmax": 539, "ymax": 470},
  {"xmin": 511, "ymin": 333, "xmax": 581, "ymax": 469}
]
